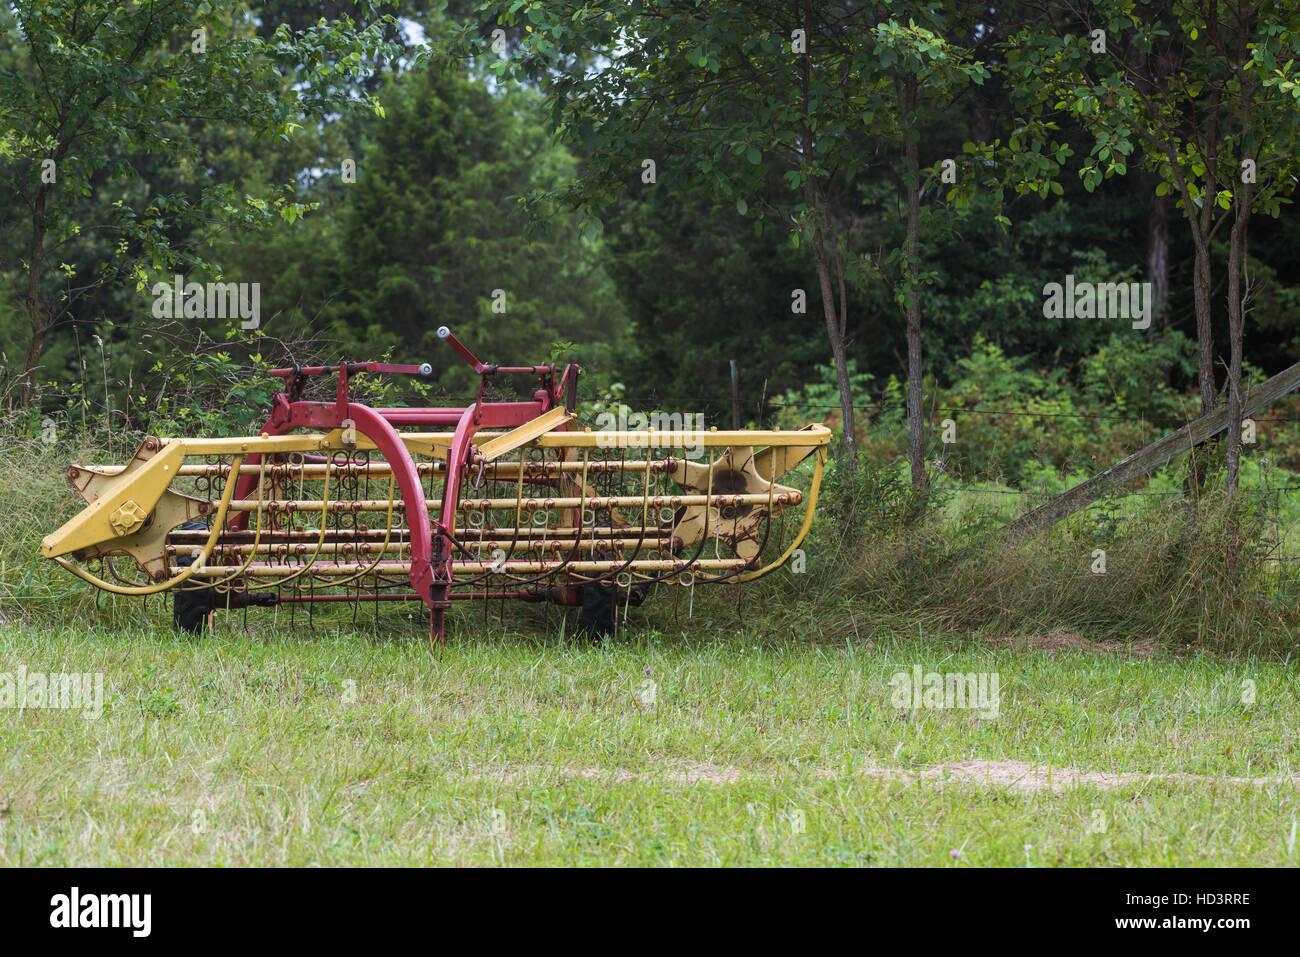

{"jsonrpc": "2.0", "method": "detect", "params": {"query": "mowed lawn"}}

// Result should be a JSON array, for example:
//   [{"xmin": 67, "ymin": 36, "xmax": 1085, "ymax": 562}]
[{"xmin": 1, "ymin": 604, "xmax": 1298, "ymax": 866}]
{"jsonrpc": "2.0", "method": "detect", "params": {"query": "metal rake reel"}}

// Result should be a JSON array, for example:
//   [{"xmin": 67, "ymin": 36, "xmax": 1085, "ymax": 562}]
[{"xmin": 41, "ymin": 327, "xmax": 830, "ymax": 644}]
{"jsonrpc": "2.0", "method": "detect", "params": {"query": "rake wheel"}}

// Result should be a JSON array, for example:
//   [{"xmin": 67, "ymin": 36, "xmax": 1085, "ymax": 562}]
[{"xmin": 172, "ymin": 520, "xmax": 213, "ymax": 634}]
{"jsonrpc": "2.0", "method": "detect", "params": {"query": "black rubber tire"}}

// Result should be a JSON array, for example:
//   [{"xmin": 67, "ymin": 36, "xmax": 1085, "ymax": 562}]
[
  {"xmin": 576, "ymin": 580, "xmax": 650, "ymax": 643},
  {"xmin": 577, "ymin": 581, "xmax": 617, "ymax": 642},
  {"xmin": 172, "ymin": 520, "xmax": 213, "ymax": 634}
]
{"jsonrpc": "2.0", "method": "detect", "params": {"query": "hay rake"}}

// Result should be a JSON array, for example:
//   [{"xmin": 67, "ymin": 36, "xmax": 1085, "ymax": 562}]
[{"xmin": 41, "ymin": 327, "xmax": 830, "ymax": 643}]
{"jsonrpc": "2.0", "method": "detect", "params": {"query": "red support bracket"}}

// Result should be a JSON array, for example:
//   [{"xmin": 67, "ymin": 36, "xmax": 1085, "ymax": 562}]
[{"xmin": 437, "ymin": 325, "xmax": 492, "ymax": 375}]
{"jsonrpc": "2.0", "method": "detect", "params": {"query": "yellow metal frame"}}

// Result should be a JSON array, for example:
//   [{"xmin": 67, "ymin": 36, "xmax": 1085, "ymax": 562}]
[
  {"xmin": 737, "ymin": 446, "xmax": 826, "ymax": 582},
  {"xmin": 476, "ymin": 407, "xmax": 575, "ymax": 461},
  {"xmin": 50, "ymin": 455, "xmax": 246, "ymax": 595},
  {"xmin": 42, "ymin": 422, "xmax": 831, "ymax": 592}
]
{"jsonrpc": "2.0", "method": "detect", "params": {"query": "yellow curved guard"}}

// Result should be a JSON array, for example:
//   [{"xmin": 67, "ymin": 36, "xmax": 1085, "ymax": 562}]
[{"xmin": 735, "ymin": 446, "xmax": 826, "ymax": 583}]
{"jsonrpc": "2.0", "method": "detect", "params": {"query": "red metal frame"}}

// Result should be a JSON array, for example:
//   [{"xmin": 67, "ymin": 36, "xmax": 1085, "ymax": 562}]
[{"xmin": 235, "ymin": 331, "xmax": 579, "ymax": 644}]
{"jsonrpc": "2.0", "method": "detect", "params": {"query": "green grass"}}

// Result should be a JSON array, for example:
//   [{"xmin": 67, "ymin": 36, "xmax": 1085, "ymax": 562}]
[
  {"xmin": 2, "ymin": 605, "xmax": 1298, "ymax": 866},
  {"xmin": 5, "ymin": 433, "xmax": 1300, "ymax": 865}
]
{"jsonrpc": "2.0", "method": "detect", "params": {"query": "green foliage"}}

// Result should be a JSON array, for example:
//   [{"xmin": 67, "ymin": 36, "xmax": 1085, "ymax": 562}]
[
  {"xmin": 773, "ymin": 360, "xmax": 874, "ymax": 433},
  {"xmin": 602, "ymin": 185, "xmax": 818, "ymax": 420},
  {"xmin": 0, "ymin": 0, "xmax": 399, "ymax": 399},
  {"xmin": 455, "ymin": 0, "xmax": 990, "ymax": 438},
  {"xmin": 813, "ymin": 454, "xmax": 930, "ymax": 548},
  {"xmin": 917, "ymin": 205, "xmax": 1142, "ymax": 373},
  {"xmin": 465, "ymin": 1, "xmax": 985, "ymax": 221},
  {"xmin": 253, "ymin": 61, "xmax": 631, "ymax": 396},
  {"xmin": 769, "ymin": 333, "xmax": 1211, "ymax": 492},
  {"xmin": 1081, "ymin": 330, "xmax": 1197, "ymax": 421},
  {"xmin": 145, "ymin": 342, "xmax": 282, "ymax": 437},
  {"xmin": 937, "ymin": 337, "xmax": 1087, "ymax": 483}
]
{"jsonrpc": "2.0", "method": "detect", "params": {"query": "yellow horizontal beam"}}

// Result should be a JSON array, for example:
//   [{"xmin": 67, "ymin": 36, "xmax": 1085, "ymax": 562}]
[
  {"xmin": 179, "ymin": 558, "xmax": 749, "ymax": 576},
  {"xmin": 537, "ymin": 425, "xmax": 832, "ymax": 448},
  {"xmin": 218, "ymin": 491, "xmax": 802, "ymax": 512},
  {"xmin": 476, "ymin": 407, "xmax": 575, "ymax": 461},
  {"xmin": 156, "ymin": 425, "xmax": 830, "ymax": 458}
]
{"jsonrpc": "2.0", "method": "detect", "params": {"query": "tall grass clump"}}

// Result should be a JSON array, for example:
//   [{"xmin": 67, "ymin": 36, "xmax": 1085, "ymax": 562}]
[
  {"xmin": 747, "ymin": 450, "xmax": 1300, "ymax": 655},
  {"xmin": 0, "ymin": 418, "xmax": 149, "ymax": 626}
]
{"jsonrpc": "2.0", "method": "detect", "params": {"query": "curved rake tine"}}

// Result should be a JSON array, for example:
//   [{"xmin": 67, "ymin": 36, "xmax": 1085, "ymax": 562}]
[
  {"xmin": 302, "ymin": 472, "xmax": 397, "ymax": 591},
  {"xmin": 239, "ymin": 464, "xmax": 332, "ymax": 593},
  {"xmin": 447, "ymin": 447, "xmax": 529, "ymax": 589},
  {"xmin": 691, "ymin": 468, "xmax": 777, "ymax": 585},
  {"xmin": 575, "ymin": 446, "xmax": 656, "ymax": 587},
  {"xmin": 177, "ymin": 456, "xmax": 269, "ymax": 592},
  {"xmin": 450, "ymin": 445, "xmax": 596, "ymax": 591}
]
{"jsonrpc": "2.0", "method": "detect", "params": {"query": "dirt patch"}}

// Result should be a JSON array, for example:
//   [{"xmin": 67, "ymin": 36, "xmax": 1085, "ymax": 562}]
[
  {"xmin": 986, "ymin": 627, "xmax": 1164, "ymax": 658},
  {"xmin": 468, "ymin": 758, "xmax": 1299, "ymax": 792},
  {"xmin": 472, "ymin": 761, "xmax": 747, "ymax": 785},
  {"xmin": 865, "ymin": 760, "xmax": 1300, "ymax": 791},
  {"xmin": 860, "ymin": 759, "xmax": 1129, "ymax": 791}
]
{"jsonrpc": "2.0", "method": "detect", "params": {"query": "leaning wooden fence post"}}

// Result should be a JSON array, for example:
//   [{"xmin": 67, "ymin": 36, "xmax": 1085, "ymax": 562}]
[{"xmin": 1004, "ymin": 361, "xmax": 1300, "ymax": 542}]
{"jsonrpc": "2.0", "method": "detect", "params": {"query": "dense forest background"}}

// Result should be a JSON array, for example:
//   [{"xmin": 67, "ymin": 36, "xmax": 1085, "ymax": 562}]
[{"xmin": 4, "ymin": 0, "xmax": 1300, "ymax": 491}]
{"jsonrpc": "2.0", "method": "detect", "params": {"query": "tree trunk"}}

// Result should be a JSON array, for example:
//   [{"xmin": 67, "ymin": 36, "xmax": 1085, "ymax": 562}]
[
  {"xmin": 1147, "ymin": 192, "xmax": 1170, "ymax": 329},
  {"xmin": 900, "ymin": 75, "xmax": 925, "ymax": 491},
  {"xmin": 811, "ymin": 221, "xmax": 858, "ymax": 470},
  {"xmin": 798, "ymin": 12, "xmax": 856, "ymax": 473},
  {"xmin": 21, "ymin": 185, "xmax": 51, "ymax": 405},
  {"xmin": 1171, "ymin": 169, "xmax": 1217, "ymax": 497},
  {"xmin": 1193, "ymin": 240, "xmax": 1216, "ymax": 413},
  {"xmin": 1224, "ymin": 211, "xmax": 1247, "ymax": 498},
  {"xmin": 1165, "ymin": 112, "xmax": 1219, "ymax": 416},
  {"xmin": 1171, "ymin": 189, "xmax": 1217, "ymax": 498},
  {"xmin": 1225, "ymin": 71, "xmax": 1254, "ymax": 500}
]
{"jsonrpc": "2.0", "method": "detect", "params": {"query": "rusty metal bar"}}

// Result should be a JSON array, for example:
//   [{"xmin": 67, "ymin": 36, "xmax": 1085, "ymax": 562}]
[
  {"xmin": 217, "ymin": 491, "xmax": 800, "ymax": 512},
  {"xmin": 174, "ymin": 536, "xmax": 680, "ymax": 558},
  {"xmin": 177, "ymin": 558, "xmax": 749, "ymax": 576}
]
